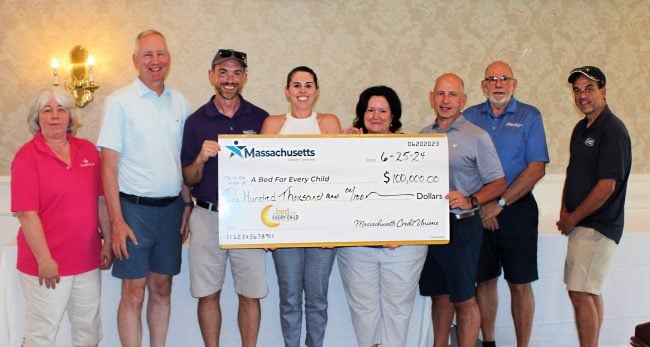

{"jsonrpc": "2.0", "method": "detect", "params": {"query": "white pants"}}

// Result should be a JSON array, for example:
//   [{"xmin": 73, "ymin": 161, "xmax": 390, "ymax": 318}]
[
  {"xmin": 337, "ymin": 246, "xmax": 427, "ymax": 347},
  {"xmin": 19, "ymin": 269, "xmax": 102, "ymax": 347}
]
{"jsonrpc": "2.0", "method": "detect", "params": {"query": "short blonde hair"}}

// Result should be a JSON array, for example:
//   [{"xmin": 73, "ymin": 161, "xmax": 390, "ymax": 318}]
[{"xmin": 27, "ymin": 88, "xmax": 80, "ymax": 134}]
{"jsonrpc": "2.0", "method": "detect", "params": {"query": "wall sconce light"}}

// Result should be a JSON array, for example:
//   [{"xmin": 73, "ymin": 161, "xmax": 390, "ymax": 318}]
[{"xmin": 51, "ymin": 45, "xmax": 99, "ymax": 108}]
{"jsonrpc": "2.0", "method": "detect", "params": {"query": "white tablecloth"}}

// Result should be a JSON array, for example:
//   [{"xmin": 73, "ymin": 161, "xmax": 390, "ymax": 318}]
[
  {"xmin": 0, "ymin": 244, "xmax": 430, "ymax": 347},
  {"xmin": 0, "ymin": 240, "xmax": 19, "ymax": 346},
  {"xmin": 1, "ymin": 234, "xmax": 649, "ymax": 347}
]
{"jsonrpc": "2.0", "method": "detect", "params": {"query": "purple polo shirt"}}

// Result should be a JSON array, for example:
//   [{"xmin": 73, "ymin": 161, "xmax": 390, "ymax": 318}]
[{"xmin": 181, "ymin": 95, "xmax": 268, "ymax": 203}]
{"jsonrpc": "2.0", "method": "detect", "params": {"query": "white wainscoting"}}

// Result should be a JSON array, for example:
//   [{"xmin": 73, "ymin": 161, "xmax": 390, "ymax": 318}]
[{"xmin": 1, "ymin": 175, "xmax": 649, "ymax": 347}]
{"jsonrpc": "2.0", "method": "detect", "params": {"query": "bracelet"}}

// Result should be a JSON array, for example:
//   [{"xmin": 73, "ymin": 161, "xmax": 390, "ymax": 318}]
[{"xmin": 184, "ymin": 200, "xmax": 194, "ymax": 208}]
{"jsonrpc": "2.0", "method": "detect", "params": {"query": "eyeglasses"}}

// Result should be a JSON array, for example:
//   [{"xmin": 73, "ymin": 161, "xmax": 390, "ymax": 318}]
[
  {"xmin": 484, "ymin": 76, "xmax": 514, "ymax": 85},
  {"xmin": 217, "ymin": 49, "xmax": 247, "ymax": 61}
]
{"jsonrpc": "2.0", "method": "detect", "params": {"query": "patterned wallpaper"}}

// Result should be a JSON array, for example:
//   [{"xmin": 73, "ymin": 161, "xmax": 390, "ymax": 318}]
[{"xmin": 1, "ymin": 0, "xmax": 648, "ymax": 175}]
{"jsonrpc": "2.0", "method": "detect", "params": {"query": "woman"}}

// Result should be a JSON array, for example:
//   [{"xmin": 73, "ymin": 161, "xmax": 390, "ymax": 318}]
[
  {"xmin": 11, "ymin": 88, "xmax": 112, "ymax": 346},
  {"xmin": 261, "ymin": 66, "xmax": 341, "ymax": 347},
  {"xmin": 337, "ymin": 86, "xmax": 428, "ymax": 347}
]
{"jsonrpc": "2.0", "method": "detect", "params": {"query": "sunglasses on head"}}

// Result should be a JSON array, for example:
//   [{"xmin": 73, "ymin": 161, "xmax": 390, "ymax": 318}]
[{"xmin": 217, "ymin": 49, "xmax": 247, "ymax": 61}]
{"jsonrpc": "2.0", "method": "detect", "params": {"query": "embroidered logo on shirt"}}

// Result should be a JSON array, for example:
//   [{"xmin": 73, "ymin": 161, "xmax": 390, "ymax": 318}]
[
  {"xmin": 452, "ymin": 143, "xmax": 458, "ymax": 148},
  {"xmin": 80, "ymin": 158, "xmax": 96, "ymax": 167},
  {"xmin": 584, "ymin": 138, "xmax": 595, "ymax": 147},
  {"xmin": 505, "ymin": 122, "xmax": 523, "ymax": 128}
]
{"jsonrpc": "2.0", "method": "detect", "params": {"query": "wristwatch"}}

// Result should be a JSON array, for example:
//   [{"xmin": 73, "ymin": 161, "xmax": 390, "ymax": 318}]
[
  {"xmin": 469, "ymin": 194, "xmax": 479, "ymax": 209},
  {"xmin": 498, "ymin": 197, "xmax": 507, "ymax": 208}
]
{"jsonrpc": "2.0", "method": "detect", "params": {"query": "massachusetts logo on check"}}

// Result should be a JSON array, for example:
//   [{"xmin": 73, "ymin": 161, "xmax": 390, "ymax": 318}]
[
  {"xmin": 225, "ymin": 140, "xmax": 247, "ymax": 158},
  {"xmin": 225, "ymin": 140, "xmax": 316, "ymax": 159}
]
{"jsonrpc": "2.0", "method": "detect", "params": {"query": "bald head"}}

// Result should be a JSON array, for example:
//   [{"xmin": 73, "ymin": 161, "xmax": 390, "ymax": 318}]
[
  {"xmin": 435, "ymin": 73, "xmax": 465, "ymax": 93},
  {"xmin": 485, "ymin": 61, "xmax": 514, "ymax": 77},
  {"xmin": 482, "ymin": 61, "xmax": 517, "ymax": 111},
  {"xmin": 430, "ymin": 72, "xmax": 467, "ymax": 123}
]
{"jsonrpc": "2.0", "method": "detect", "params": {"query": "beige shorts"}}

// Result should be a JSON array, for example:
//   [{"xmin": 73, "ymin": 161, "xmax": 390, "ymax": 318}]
[
  {"xmin": 188, "ymin": 206, "xmax": 268, "ymax": 298},
  {"xmin": 19, "ymin": 269, "xmax": 102, "ymax": 346},
  {"xmin": 564, "ymin": 226, "xmax": 617, "ymax": 295}
]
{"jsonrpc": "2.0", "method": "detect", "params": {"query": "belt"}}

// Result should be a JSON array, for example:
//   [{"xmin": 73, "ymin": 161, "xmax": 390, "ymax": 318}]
[
  {"xmin": 195, "ymin": 199, "xmax": 218, "ymax": 212},
  {"xmin": 450, "ymin": 211, "xmax": 476, "ymax": 221},
  {"xmin": 119, "ymin": 192, "xmax": 178, "ymax": 207}
]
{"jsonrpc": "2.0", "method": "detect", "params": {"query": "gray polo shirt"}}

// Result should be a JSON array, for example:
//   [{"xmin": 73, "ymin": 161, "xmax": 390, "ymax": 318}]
[{"xmin": 420, "ymin": 115, "xmax": 503, "ymax": 203}]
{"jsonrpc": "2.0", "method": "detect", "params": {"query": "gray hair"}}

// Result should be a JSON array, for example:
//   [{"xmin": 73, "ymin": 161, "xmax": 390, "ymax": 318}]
[
  {"xmin": 134, "ymin": 29, "xmax": 166, "ymax": 55},
  {"xmin": 27, "ymin": 88, "xmax": 80, "ymax": 134}
]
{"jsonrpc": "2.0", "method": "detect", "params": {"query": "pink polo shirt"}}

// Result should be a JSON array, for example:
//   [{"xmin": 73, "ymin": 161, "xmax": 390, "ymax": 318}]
[{"xmin": 11, "ymin": 132, "xmax": 103, "ymax": 276}]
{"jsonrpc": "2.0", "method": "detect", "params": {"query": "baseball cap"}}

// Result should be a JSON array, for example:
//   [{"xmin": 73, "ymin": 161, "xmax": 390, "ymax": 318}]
[
  {"xmin": 568, "ymin": 66, "xmax": 606, "ymax": 86},
  {"xmin": 211, "ymin": 49, "xmax": 247, "ymax": 69}
]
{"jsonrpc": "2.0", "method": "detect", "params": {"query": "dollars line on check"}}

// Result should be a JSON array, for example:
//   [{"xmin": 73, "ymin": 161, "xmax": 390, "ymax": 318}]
[{"xmin": 344, "ymin": 186, "xmax": 414, "ymax": 202}]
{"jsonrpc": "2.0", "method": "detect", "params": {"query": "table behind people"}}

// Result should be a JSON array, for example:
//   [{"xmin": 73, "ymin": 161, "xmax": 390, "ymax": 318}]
[
  {"xmin": 0, "ymin": 176, "xmax": 17, "ymax": 246},
  {"xmin": 1, "ymin": 175, "xmax": 650, "ymax": 346},
  {"xmin": 1, "ymin": 248, "xmax": 433, "ymax": 346}
]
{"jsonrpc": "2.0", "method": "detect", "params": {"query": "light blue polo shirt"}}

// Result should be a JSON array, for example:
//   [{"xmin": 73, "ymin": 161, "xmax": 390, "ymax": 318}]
[
  {"xmin": 420, "ymin": 115, "xmax": 504, "ymax": 213},
  {"xmin": 97, "ymin": 78, "xmax": 191, "ymax": 197},
  {"xmin": 464, "ymin": 97, "xmax": 549, "ymax": 186}
]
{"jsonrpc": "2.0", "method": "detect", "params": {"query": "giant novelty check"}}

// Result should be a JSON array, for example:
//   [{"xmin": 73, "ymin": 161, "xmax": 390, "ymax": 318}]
[{"xmin": 217, "ymin": 134, "xmax": 449, "ymax": 248}]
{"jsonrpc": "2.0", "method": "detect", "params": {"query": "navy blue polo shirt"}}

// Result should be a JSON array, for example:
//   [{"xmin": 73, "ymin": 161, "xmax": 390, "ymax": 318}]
[
  {"xmin": 564, "ymin": 106, "xmax": 631, "ymax": 243},
  {"xmin": 181, "ymin": 95, "xmax": 268, "ymax": 203}
]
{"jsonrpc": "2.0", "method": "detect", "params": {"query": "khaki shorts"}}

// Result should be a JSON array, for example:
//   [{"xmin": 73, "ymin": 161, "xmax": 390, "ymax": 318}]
[
  {"xmin": 188, "ymin": 206, "xmax": 268, "ymax": 298},
  {"xmin": 564, "ymin": 226, "xmax": 617, "ymax": 295}
]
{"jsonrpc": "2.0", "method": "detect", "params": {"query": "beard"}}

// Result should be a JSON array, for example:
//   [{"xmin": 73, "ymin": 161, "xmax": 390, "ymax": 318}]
[
  {"xmin": 488, "ymin": 93, "xmax": 512, "ymax": 109},
  {"xmin": 217, "ymin": 84, "xmax": 241, "ymax": 100}
]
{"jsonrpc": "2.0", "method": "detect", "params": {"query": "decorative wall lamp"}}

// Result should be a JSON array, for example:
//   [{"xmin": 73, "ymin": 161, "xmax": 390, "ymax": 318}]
[{"xmin": 51, "ymin": 45, "xmax": 99, "ymax": 108}]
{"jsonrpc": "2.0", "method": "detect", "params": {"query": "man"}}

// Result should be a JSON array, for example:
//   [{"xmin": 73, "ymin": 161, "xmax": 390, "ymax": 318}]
[
  {"xmin": 557, "ymin": 66, "xmax": 631, "ymax": 347},
  {"xmin": 419, "ymin": 73, "xmax": 506, "ymax": 347},
  {"xmin": 97, "ymin": 30, "xmax": 192, "ymax": 347},
  {"xmin": 181, "ymin": 49, "xmax": 269, "ymax": 347},
  {"xmin": 464, "ymin": 61, "xmax": 549, "ymax": 347}
]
